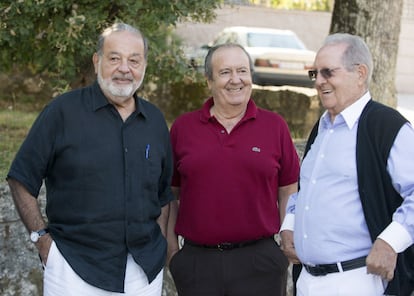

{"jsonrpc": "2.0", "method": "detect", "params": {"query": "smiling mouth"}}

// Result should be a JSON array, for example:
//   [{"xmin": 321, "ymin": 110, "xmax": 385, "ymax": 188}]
[
  {"xmin": 227, "ymin": 86, "xmax": 243, "ymax": 92},
  {"xmin": 321, "ymin": 89, "xmax": 332, "ymax": 94},
  {"xmin": 113, "ymin": 76, "xmax": 133, "ymax": 83}
]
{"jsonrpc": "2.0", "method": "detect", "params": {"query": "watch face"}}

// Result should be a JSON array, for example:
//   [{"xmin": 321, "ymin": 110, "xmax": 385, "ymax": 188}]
[
  {"xmin": 30, "ymin": 231, "xmax": 39, "ymax": 242},
  {"xmin": 30, "ymin": 228, "xmax": 48, "ymax": 242}
]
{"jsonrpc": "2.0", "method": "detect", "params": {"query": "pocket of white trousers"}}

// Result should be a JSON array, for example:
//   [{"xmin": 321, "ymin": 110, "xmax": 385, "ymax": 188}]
[{"xmin": 44, "ymin": 241, "xmax": 57, "ymax": 270}]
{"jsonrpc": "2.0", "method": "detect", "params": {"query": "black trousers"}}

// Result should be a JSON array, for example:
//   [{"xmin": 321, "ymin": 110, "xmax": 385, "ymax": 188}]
[{"xmin": 169, "ymin": 237, "xmax": 289, "ymax": 296}]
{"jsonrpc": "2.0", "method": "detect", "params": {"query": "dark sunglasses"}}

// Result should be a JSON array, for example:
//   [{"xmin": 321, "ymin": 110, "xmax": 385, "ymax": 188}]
[
  {"xmin": 308, "ymin": 64, "xmax": 360, "ymax": 81},
  {"xmin": 308, "ymin": 67, "xmax": 341, "ymax": 81}
]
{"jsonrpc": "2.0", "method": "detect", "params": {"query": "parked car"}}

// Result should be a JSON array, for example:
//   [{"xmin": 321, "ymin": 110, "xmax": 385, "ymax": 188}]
[{"xmin": 186, "ymin": 26, "xmax": 316, "ymax": 88}]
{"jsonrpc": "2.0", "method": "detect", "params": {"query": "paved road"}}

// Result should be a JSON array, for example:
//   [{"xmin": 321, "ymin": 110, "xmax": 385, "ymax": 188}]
[{"xmin": 397, "ymin": 93, "xmax": 414, "ymax": 123}]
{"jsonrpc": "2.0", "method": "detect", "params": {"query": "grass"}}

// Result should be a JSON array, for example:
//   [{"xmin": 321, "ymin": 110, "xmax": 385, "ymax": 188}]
[{"xmin": 0, "ymin": 109, "xmax": 38, "ymax": 180}]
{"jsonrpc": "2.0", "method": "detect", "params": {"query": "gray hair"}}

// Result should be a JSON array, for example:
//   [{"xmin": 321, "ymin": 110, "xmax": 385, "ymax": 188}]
[
  {"xmin": 96, "ymin": 23, "xmax": 148, "ymax": 59},
  {"xmin": 204, "ymin": 43, "xmax": 254, "ymax": 80},
  {"xmin": 323, "ymin": 33, "xmax": 373, "ymax": 85}
]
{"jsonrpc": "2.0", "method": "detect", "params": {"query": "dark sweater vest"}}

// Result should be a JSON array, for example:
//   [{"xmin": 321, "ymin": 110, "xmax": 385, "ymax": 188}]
[{"xmin": 298, "ymin": 100, "xmax": 414, "ymax": 295}]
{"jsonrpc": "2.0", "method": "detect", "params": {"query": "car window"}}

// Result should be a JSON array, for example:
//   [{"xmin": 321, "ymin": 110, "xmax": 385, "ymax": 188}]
[{"xmin": 247, "ymin": 33, "xmax": 305, "ymax": 50}]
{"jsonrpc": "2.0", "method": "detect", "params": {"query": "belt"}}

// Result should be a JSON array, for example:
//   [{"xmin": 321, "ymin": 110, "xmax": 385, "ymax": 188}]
[
  {"xmin": 303, "ymin": 256, "xmax": 367, "ymax": 276},
  {"xmin": 184, "ymin": 237, "xmax": 272, "ymax": 251}
]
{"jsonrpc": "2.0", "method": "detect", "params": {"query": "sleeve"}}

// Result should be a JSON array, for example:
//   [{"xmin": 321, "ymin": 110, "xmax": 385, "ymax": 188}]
[
  {"xmin": 280, "ymin": 192, "xmax": 298, "ymax": 232},
  {"xmin": 382, "ymin": 123, "xmax": 414, "ymax": 252},
  {"xmin": 169, "ymin": 120, "xmax": 181, "ymax": 187},
  {"xmin": 157, "ymin": 119, "xmax": 176, "ymax": 207},
  {"xmin": 7, "ymin": 104, "xmax": 58, "ymax": 197},
  {"xmin": 279, "ymin": 117, "xmax": 300, "ymax": 186}
]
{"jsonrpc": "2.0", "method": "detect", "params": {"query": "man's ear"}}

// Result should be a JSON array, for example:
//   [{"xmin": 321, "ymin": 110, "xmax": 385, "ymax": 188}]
[
  {"xmin": 356, "ymin": 63, "xmax": 368, "ymax": 83},
  {"xmin": 206, "ymin": 76, "xmax": 212, "ymax": 90},
  {"xmin": 92, "ymin": 53, "xmax": 99, "ymax": 74}
]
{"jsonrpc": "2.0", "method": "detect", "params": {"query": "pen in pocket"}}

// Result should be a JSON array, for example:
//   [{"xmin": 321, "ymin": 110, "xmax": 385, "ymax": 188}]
[{"xmin": 145, "ymin": 144, "xmax": 150, "ymax": 159}]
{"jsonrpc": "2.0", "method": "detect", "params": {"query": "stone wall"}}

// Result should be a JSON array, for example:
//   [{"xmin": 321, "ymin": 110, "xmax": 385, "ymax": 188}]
[
  {"xmin": 1, "ymin": 184, "xmax": 45, "ymax": 296},
  {"xmin": 252, "ymin": 86, "xmax": 321, "ymax": 139}
]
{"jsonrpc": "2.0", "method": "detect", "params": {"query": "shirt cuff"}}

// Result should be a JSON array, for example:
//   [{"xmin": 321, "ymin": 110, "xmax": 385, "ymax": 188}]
[
  {"xmin": 280, "ymin": 213, "xmax": 295, "ymax": 232},
  {"xmin": 377, "ymin": 221, "xmax": 413, "ymax": 253}
]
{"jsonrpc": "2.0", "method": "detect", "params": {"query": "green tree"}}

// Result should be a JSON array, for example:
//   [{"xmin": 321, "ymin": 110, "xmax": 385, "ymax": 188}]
[{"xmin": 0, "ymin": 0, "xmax": 221, "ymax": 95}]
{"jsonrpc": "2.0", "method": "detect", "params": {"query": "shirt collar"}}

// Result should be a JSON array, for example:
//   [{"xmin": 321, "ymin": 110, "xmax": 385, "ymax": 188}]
[
  {"xmin": 320, "ymin": 91, "xmax": 371, "ymax": 130},
  {"xmin": 200, "ymin": 97, "xmax": 257, "ymax": 123},
  {"xmin": 92, "ymin": 81, "xmax": 110, "ymax": 111}
]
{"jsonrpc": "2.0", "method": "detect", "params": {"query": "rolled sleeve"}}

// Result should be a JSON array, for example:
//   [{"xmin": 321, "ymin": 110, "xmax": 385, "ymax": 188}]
[{"xmin": 280, "ymin": 213, "xmax": 295, "ymax": 232}]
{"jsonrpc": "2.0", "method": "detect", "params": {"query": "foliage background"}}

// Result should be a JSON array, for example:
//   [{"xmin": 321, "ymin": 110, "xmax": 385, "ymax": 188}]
[
  {"xmin": 0, "ymin": 0, "xmax": 332, "ymax": 102},
  {"xmin": 0, "ymin": 0, "xmax": 226, "ymax": 178},
  {"xmin": 0, "ymin": 1, "xmax": 222, "ymax": 97}
]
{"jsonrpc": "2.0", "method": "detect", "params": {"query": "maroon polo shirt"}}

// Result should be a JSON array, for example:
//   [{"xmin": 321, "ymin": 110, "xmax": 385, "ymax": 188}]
[{"xmin": 170, "ymin": 97, "xmax": 299, "ymax": 244}]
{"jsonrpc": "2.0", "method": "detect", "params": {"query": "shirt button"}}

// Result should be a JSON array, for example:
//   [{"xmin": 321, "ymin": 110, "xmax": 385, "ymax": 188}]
[
  {"xmin": 311, "ymin": 179, "xmax": 316, "ymax": 184},
  {"xmin": 305, "ymin": 206, "xmax": 309, "ymax": 211},
  {"xmin": 220, "ymin": 130, "xmax": 225, "ymax": 134},
  {"xmin": 303, "ymin": 234, "xmax": 308, "ymax": 239}
]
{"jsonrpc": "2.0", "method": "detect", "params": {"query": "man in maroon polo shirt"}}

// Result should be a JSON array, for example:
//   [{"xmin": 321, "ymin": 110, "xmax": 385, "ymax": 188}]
[{"xmin": 167, "ymin": 43, "xmax": 300, "ymax": 296}]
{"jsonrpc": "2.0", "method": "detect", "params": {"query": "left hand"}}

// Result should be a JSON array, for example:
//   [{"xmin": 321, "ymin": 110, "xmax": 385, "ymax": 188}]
[
  {"xmin": 366, "ymin": 238, "xmax": 398, "ymax": 281},
  {"xmin": 280, "ymin": 230, "xmax": 301, "ymax": 264}
]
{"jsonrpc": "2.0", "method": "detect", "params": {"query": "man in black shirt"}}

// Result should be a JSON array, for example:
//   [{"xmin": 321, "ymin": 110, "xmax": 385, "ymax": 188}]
[{"xmin": 7, "ymin": 23, "xmax": 174, "ymax": 295}]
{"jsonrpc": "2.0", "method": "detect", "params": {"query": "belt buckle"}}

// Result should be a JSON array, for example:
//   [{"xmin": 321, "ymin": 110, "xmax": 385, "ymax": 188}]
[
  {"xmin": 217, "ymin": 242, "xmax": 233, "ymax": 251},
  {"xmin": 305, "ymin": 264, "xmax": 328, "ymax": 276}
]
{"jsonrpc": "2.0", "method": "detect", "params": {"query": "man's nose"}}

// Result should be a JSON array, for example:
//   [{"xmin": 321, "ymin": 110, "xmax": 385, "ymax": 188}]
[
  {"xmin": 118, "ymin": 59, "xmax": 130, "ymax": 72},
  {"xmin": 315, "ymin": 72, "xmax": 327, "ymax": 85},
  {"xmin": 230, "ymin": 71, "xmax": 242, "ymax": 81}
]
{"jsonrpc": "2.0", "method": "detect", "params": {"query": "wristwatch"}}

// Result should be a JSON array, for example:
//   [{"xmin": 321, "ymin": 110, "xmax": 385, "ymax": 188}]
[{"xmin": 30, "ymin": 228, "xmax": 49, "ymax": 243}]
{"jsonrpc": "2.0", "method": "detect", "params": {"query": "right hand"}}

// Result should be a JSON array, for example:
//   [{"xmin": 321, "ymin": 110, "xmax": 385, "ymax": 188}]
[
  {"xmin": 280, "ymin": 230, "xmax": 301, "ymax": 264},
  {"xmin": 36, "ymin": 234, "xmax": 53, "ymax": 266},
  {"xmin": 166, "ymin": 248, "xmax": 179, "ymax": 268}
]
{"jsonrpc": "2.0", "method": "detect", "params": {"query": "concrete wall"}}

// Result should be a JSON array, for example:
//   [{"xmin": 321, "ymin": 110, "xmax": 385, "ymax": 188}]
[{"xmin": 175, "ymin": 2, "xmax": 414, "ymax": 95}]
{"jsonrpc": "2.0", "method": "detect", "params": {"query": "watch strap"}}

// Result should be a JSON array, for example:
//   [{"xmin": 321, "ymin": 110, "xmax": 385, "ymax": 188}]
[{"xmin": 37, "ymin": 228, "xmax": 49, "ymax": 236}]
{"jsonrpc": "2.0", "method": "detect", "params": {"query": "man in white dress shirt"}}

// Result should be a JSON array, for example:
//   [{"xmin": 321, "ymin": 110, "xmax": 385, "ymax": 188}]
[{"xmin": 280, "ymin": 33, "xmax": 414, "ymax": 296}]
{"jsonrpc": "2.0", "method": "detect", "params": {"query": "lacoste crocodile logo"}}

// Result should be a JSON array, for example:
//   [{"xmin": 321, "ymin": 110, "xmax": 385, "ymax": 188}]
[{"xmin": 252, "ymin": 146, "xmax": 261, "ymax": 153}]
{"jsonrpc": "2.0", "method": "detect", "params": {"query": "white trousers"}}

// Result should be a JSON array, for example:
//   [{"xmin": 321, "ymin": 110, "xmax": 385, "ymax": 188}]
[
  {"xmin": 44, "ymin": 241, "xmax": 163, "ymax": 296},
  {"xmin": 297, "ymin": 266, "xmax": 386, "ymax": 296}
]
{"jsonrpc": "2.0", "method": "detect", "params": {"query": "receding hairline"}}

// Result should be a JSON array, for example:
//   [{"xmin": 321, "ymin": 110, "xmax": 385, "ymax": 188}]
[
  {"xmin": 204, "ymin": 43, "xmax": 254, "ymax": 80},
  {"xmin": 96, "ymin": 23, "xmax": 148, "ymax": 59}
]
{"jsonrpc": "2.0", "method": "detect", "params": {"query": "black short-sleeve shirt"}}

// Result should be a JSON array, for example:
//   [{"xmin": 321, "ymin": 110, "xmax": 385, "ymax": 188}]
[{"xmin": 7, "ymin": 81, "xmax": 174, "ymax": 292}]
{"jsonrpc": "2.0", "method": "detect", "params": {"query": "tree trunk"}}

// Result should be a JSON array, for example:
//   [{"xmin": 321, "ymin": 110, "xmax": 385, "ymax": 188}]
[{"xmin": 330, "ymin": 0, "xmax": 403, "ymax": 107}]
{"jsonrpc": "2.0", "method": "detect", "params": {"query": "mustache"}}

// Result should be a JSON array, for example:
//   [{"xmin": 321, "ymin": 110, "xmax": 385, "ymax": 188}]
[{"xmin": 112, "ymin": 74, "xmax": 134, "ymax": 81}]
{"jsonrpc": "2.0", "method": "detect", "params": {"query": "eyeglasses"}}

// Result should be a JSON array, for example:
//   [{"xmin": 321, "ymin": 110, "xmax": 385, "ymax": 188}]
[
  {"xmin": 308, "ymin": 67, "xmax": 341, "ymax": 81},
  {"xmin": 308, "ymin": 64, "xmax": 360, "ymax": 81}
]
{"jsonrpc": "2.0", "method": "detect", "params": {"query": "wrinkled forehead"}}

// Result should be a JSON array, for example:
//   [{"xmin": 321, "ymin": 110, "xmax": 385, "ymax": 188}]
[
  {"xmin": 103, "ymin": 31, "xmax": 145, "ymax": 55},
  {"xmin": 212, "ymin": 46, "xmax": 250, "ymax": 66}
]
